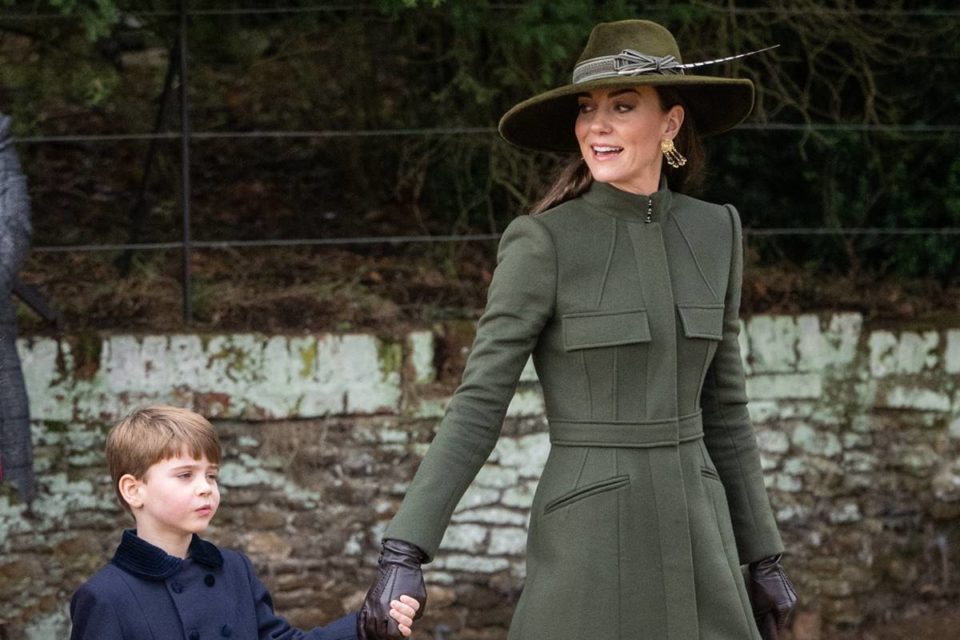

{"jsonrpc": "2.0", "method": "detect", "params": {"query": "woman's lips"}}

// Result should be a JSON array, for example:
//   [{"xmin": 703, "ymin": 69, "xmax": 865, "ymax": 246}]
[{"xmin": 591, "ymin": 144, "xmax": 622, "ymax": 159}]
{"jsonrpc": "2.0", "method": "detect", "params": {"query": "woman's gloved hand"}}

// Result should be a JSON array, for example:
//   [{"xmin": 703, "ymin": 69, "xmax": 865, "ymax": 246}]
[
  {"xmin": 748, "ymin": 553, "xmax": 797, "ymax": 640},
  {"xmin": 358, "ymin": 539, "xmax": 428, "ymax": 640}
]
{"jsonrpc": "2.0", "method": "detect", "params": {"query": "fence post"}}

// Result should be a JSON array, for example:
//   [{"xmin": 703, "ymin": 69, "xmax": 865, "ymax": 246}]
[
  {"xmin": 179, "ymin": 0, "xmax": 193, "ymax": 324},
  {"xmin": 117, "ymin": 33, "xmax": 181, "ymax": 277}
]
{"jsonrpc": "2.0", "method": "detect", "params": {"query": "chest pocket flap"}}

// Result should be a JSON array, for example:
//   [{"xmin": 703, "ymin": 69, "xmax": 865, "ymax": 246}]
[
  {"xmin": 563, "ymin": 308, "xmax": 651, "ymax": 351},
  {"xmin": 677, "ymin": 304, "xmax": 724, "ymax": 340}
]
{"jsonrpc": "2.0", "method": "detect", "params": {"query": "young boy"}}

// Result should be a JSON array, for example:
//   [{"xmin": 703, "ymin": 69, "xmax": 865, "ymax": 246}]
[{"xmin": 70, "ymin": 405, "xmax": 420, "ymax": 640}]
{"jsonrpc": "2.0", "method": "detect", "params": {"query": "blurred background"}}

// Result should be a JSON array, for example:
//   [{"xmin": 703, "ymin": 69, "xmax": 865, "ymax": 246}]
[
  {"xmin": 1, "ymin": 2, "xmax": 959, "ymax": 639},
  {"xmin": 2, "ymin": 0, "xmax": 957, "ymax": 332}
]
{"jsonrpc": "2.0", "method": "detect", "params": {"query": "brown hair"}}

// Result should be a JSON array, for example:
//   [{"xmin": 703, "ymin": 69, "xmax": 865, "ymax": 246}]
[
  {"xmin": 530, "ymin": 86, "xmax": 705, "ymax": 214},
  {"xmin": 106, "ymin": 406, "xmax": 221, "ymax": 512},
  {"xmin": 656, "ymin": 86, "xmax": 704, "ymax": 194},
  {"xmin": 530, "ymin": 157, "xmax": 593, "ymax": 214}
]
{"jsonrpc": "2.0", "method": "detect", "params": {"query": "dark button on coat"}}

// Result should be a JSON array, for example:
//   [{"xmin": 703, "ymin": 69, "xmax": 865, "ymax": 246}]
[
  {"xmin": 386, "ymin": 181, "xmax": 784, "ymax": 640},
  {"xmin": 70, "ymin": 530, "xmax": 358, "ymax": 640}
]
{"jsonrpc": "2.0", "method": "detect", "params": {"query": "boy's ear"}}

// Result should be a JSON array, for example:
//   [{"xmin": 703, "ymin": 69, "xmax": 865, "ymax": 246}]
[{"xmin": 118, "ymin": 474, "xmax": 144, "ymax": 510}]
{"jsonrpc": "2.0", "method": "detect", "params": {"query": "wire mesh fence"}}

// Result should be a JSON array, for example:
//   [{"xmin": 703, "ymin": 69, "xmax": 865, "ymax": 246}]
[{"xmin": 3, "ymin": 2, "xmax": 958, "ymax": 324}]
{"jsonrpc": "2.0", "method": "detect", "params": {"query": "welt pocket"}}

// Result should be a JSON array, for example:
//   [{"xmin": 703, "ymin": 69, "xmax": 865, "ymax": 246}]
[
  {"xmin": 700, "ymin": 467, "xmax": 722, "ymax": 482},
  {"xmin": 677, "ymin": 304, "xmax": 724, "ymax": 340},
  {"xmin": 562, "ymin": 308, "xmax": 651, "ymax": 351},
  {"xmin": 543, "ymin": 475, "xmax": 630, "ymax": 515}
]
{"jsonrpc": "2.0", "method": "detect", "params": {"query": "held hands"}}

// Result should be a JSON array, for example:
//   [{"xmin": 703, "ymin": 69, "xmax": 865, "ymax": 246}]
[
  {"xmin": 748, "ymin": 554, "xmax": 798, "ymax": 640},
  {"xmin": 358, "ymin": 539, "xmax": 428, "ymax": 640},
  {"xmin": 387, "ymin": 596, "xmax": 420, "ymax": 637}
]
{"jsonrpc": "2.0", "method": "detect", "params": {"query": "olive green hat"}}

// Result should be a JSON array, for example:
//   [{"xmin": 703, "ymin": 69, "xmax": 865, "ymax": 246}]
[{"xmin": 499, "ymin": 19, "xmax": 770, "ymax": 152}]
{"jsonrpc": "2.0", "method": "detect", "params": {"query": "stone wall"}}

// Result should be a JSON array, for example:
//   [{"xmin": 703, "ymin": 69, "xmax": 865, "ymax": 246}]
[{"xmin": 1, "ymin": 315, "xmax": 959, "ymax": 639}]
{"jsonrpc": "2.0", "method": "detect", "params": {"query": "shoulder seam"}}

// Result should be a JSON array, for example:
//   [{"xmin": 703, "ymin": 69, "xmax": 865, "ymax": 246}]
[{"xmin": 524, "ymin": 214, "xmax": 559, "ymax": 313}]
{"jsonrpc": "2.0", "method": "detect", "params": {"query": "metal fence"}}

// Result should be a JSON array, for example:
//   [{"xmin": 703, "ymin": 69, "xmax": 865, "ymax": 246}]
[{"xmin": 5, "ymin": 3, "xmax": 959, "ymax": 322}]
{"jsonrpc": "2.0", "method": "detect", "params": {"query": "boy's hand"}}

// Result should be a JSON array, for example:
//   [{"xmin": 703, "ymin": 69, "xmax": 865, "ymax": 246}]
[{"xmin": 389, "ymin": 595, "xmax": 421, "ymax": 637}]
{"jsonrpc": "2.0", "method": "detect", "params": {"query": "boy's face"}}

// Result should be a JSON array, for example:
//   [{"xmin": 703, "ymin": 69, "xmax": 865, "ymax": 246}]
[{"xmin": 129, "ymin": 452, "xmax": 220, "ymax": 546}]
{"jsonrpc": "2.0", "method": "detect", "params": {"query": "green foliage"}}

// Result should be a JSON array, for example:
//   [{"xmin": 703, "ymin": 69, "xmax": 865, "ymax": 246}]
[
  {"xmin": 2, "ymin": 0, "xmax": 121, "ymax": 40},
  {"xmin": 3, "ymin": 0, "xmax": 959, "ymax": 283},
  {"xmin": 354, "ymin": 0, "xmax": 959, "ymax": 280}
]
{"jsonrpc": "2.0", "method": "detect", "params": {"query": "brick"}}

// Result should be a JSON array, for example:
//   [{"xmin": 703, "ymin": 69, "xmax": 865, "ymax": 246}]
[
  {"xmin": 505, "ymin": 388, "xmax": 544, "ymax": 418},
  {"xmin": 946, "ymin": 330, "xmax": 960, "ymax": 374},
  {"xmin": 747, "ymin": 373, "xmax": 823, "ymax": 400},
  {"xmin": 433, "ymin": 554, "xmax": 510, "ymax": 574},
  {"xmin": 488, "ymin": 527, "xmax": 528, "ymax": 556},
  {"xmin": 828, "ymin": 502, "xmax": 862, "ymax": 524},
  {"xmin": 868, "ymin": 330, "xmax": 898, "ymax": 378},
  {"xmin": 796, "ymin": 313, "xmax": 862, "ymax": 371},
  {"xmin": 791, "ymin": 423, "xmax": 842, "ymax": 457},
  {"xmin": 489, "ymin": 433, "xmax": 549, "ymax": 478},
  {"xmin": 407, "ymin": 331, "xmax": 436, "ymax": 384},
  {"xmin": 440, "ymin": 524, "xmax": 488, "ymax": 552},
  {"xmin": 747, "ymin": 315, "xmax": 798, "ymax": 373},
  {"xmin": 451, "ymin": 508, "xmax": 528, "ymax": 526},
  {"xmin": 474, "ymin": 465, "xmax": 520, "ymax": 489},
  {"xmin": 879, "ymin": 385, "xmax": 951, "ymax": 412},
  {"xmin": 452, "ymin": 486, "xmax": 500, "ymax": 512},
  {"xmin": 756, "ymin": 428, "xmax": 791, "ymax": 454},
  {"xmin": 870, "ymin": 330, "xmax": 939, "ymax": 377}
]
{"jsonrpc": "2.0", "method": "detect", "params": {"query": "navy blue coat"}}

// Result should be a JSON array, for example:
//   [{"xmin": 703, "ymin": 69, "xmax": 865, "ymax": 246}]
[{"xmin": 70, "ymin": 530, "xmax": 359, "ymax": 640}]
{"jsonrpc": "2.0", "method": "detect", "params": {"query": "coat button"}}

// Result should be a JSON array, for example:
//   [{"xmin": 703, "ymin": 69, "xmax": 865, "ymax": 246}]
[
  {"xmin": 171, "ymin": 582, "xmax": 183, "ymax": 594},
  {"xmin": 204, "ymin": 574, "xmax": 216, "ymax": 587},
  {"xmin": 188, "ymin": 632, "xmax": 199, "ymax": 640},
  {"xmin": 220, "ymin": 624, "xmax": 232, "ymax": 637}
]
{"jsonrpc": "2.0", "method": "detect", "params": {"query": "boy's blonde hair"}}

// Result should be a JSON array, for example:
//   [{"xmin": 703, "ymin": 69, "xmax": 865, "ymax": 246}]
[{"xmin": 106, "ymin": 405, "xmax": 222, "ymax": 512}]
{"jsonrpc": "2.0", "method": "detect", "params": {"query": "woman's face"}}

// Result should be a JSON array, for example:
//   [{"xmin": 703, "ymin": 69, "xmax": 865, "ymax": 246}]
[{"xmin": 575, "ymin": 86, "xmax": 683, "ymax": 194}]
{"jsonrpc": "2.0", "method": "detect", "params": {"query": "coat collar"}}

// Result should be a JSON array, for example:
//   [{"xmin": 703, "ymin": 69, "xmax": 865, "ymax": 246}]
[
  {"xmin": 581, "ymin": 175, "xmax": 673, "ymax": 223},
  {"xmin": 111, "ymin": 529, "xmax": 224, "ymax": 581}
]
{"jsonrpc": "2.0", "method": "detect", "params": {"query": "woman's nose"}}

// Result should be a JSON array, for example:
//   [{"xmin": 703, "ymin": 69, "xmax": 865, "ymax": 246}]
[{"xmin": 589, "ymin": 109, "xmax": 611, "ymax": 133}]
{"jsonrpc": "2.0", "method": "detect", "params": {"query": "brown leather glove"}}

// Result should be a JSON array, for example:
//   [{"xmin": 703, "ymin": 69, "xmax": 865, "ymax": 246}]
[
  {"xmin": 358, "ymin": 539, "xmax": 428, "ymax": 640},
  {"xmin": 748, "ymin": 554, "xmax": 798, "ymax": 640}
]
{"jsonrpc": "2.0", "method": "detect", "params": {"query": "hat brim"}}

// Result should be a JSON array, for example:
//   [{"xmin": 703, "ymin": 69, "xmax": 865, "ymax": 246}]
[{"xmin": 498, "ymin": 75, "xmax": 755, "ymax": 152}]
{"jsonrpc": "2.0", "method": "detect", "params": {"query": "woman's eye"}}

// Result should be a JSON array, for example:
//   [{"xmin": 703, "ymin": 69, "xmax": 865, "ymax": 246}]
[
  {"xmin": 577, "ymin": 103, "xmax": 594, "ymax": 113},
  {"xmin": 615, "ymin": 102, "xmax": 634, "ymax": 113}
]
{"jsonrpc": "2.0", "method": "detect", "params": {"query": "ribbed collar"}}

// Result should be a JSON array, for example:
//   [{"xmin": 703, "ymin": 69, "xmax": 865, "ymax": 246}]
[
  {"xmin": 581, "ymin": 176, "xmax": 673, "ymax": 223},
  {"xmin": 111, "ymin": 529, "xmax": 223, "ymax": 581}
]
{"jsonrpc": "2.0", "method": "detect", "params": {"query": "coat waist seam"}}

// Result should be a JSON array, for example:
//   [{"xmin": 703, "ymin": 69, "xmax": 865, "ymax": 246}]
[{"xmin": 549, "ymin": 411, "xmax": 703, "ymax": 448}]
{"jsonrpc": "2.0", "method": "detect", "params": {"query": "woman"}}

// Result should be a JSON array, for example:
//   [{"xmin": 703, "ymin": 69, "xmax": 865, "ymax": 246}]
[{"xmin": 359, "ymin": 19, "xmax": 796, "ymax": 640}]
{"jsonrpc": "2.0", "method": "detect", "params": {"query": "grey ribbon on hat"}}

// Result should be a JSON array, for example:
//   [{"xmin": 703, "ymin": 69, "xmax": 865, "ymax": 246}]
[
  {"xmin": 573, "ymin": 49, "xmax": 684, "ymax": 84},
  {"xmin": 614, "ymin": 49, "xmax": 684, "ymax": 76},
  {"xmin": 572, "ymin": 44, "xmax": 780, "ymax": 84}
]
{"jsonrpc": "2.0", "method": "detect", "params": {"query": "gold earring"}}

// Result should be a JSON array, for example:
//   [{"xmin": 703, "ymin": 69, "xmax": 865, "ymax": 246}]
[{"xmin": 661, "ymin": 138, "xmax": 687, "ymax": 169}]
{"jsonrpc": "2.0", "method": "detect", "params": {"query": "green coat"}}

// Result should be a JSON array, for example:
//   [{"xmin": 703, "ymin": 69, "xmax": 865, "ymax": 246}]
[{"xmin": 386, "ymin": 181, "xmax": 784, "ymax": 640}]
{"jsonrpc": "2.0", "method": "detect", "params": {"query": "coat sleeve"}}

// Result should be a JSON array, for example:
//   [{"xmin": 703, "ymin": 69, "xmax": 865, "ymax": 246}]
[
  {"xmin": 69, "ymin": 582, "xmax": 125, "ymax": 640},
  {"xmin": 385, "ymin": 214, "xmax": 557, "ymax": 558},
  {"xmin": 0, "ymin": 114, "xmax": 32, "ymax": 287},
  {"xmin": 240, "ymin": 552, "xmax": 359, "ymax": 640},
  {"xmin": 700, "ymin": 204, "xmax": 784, "ymax": 565}
]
